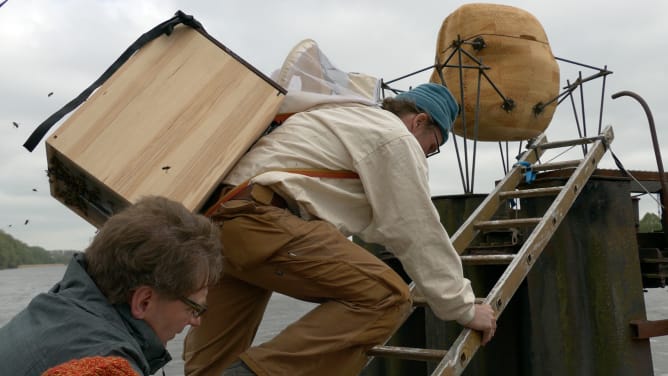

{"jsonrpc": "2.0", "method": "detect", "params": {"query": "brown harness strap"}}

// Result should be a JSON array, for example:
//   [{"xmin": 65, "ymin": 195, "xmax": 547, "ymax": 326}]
[{"xmin": 273, "ymin": 112, "xmax": 296, "ymax": 124}]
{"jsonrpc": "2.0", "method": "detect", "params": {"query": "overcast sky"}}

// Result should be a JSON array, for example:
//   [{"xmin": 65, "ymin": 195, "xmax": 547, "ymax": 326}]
[{"xmin": 1, "ymin": 0, "xmax": 666, "ymax": 251}]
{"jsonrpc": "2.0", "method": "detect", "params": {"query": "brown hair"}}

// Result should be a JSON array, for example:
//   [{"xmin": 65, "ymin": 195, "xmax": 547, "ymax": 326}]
[
  {"xmin": 85, "ymin": 196, "xmax": 223, "ymax": 304},
  {"xmin": 381, "ymin": 96, "xmax": 436, "ymax": 126}
]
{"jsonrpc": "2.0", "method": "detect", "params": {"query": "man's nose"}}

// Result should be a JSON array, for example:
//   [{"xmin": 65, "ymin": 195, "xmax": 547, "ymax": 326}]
[{"xmin": 189, "ymin": 315, "xmax": 203, "ymax": 327}]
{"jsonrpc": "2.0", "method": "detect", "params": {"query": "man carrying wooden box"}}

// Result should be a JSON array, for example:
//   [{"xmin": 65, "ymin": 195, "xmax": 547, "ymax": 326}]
[{"xmin": 184, "ymin": 82, "xmax": 496, "ymax": 376}]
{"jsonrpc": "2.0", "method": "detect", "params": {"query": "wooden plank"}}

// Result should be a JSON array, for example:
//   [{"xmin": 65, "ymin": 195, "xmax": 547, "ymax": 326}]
[{"xmin": 630, "ymin": 319, "xmax": 668, "ymax": 339}]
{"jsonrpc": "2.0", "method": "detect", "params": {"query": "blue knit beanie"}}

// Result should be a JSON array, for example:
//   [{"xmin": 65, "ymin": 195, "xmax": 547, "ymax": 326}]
[{"xmin": 394, "ymin": 83, "xmax": 458, "ymax": 144}]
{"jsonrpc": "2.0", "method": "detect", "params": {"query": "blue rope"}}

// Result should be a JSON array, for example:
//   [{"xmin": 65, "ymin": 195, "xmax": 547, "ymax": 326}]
[{"xmin": 514, "ymin": 161, "xmax": 536, "ymax": 184}]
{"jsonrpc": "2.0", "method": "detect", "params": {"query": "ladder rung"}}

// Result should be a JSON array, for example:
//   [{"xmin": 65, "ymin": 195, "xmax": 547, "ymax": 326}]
[
  {"xmin": 531, "ymin": 160, "xmax": 581, "ymax": 172},
  {"xmin": 466, "ymin": 244, "xmax": 518, "ymax": 253},
  {"xmin": 412, "ymin": 294, "xmax": 428, "ymax": 306},
  {"xmin": 499, "ymin": 186, "xmax": 563, "ymax": 199},
  {"xmin": 643, "ymin": 273, "xmax": 668, "ymax": 279},
  {"xmin": 367, "ymin": 345, "xmax": 447, "ymax": 362},
  {"xmin": 640, "ymin": 258, "xmax": 668, "ymax": 264},
  {"xmin": 461, "ymin": 254, "xmax": 515, "ymax": 265},
  {"xmin": 474, "ymin": 218, "xmax": 542, "ymax": 230},
  {"xmin": 412, "ymin": 294, "xmax": 485, "ymax": 306},
  {"xmin": 533, "ymin": 135, "xmax": 604, "ymax": 150}
]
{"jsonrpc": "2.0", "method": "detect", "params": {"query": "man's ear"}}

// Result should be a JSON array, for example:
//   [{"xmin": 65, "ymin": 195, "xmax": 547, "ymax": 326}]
[
  {"xmin": 129, "ymin": 285, "xmax": 155, "ymax": 319},
  {"xmin": 414, "ymin": 112, "xmax": 430, "ymax": 129}
]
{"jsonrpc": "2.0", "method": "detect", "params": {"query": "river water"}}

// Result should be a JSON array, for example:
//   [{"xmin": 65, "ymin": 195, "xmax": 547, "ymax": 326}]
[{"xmin": 1, "ymin": 264, "xmax": 667, "ymax": 375}]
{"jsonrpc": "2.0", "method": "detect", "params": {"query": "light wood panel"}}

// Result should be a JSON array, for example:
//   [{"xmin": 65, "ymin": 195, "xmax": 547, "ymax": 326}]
[{"xmin": 46, "ymin": 25, "xmax": 285, "ymax": 227}]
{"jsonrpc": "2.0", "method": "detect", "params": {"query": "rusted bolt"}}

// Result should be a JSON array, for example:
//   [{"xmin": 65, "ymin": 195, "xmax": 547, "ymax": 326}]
[
  {"xmin": 533, "ymin": 102, "xmax": 544, "ymax": 116},
  {"xmin": 471, "ymin": 37, "xmax": 486, "ymax": 50},
  {"xmin": 501, "ymin": 98, "xmax": 516, "ymax": 112}
]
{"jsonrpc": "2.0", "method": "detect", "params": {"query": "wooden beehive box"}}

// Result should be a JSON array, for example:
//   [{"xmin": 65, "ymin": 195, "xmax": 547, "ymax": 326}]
[{"xmin": 45, "ymin": 24, "xmax": 285, "ymax": 227}]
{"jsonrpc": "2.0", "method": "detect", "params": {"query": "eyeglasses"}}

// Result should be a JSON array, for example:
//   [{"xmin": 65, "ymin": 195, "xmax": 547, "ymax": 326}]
[
  {"xmin": 179, "ymin": 296, "xmax": 208, "ymax": 318},
  {"xmin": 426, "ymin": 126, "xmax": 441, "ymax": 158}
]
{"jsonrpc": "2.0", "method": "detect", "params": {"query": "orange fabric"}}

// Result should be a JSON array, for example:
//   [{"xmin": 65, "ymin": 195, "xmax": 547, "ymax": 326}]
[
  {"xmin": 273, "ymin": 168, "xmax": 359, "ymax": 179},
  {"xmin": 41, "ymin": 356, "xmax": 139, "ymax": 376},
  {"xmin": 204, "ymin": 169, "xmax": 360, "ymax": 217},
  {"xmin": 273, "ymin": 112, "xmax": 296, "ymax": 124}
]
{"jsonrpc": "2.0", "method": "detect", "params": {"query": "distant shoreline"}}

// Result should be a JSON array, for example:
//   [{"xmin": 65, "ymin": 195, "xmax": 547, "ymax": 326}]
[
  {"xmin": 0, "ymin": 263, "xmax": 68, "ymax": 272},
  {"xmin": 16, "ymin": 263, "xmax": 66, "ymax": 269}
]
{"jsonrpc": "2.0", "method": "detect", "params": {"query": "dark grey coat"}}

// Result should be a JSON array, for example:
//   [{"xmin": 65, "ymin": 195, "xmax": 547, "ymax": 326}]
[{"xmin": 0, "ymin": 253, "xmax": 171, "ymax": 375}]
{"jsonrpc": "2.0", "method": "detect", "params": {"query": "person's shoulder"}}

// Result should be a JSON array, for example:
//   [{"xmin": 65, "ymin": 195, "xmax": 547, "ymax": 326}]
[
  {"xmin": 305, "ymin": 103, "xmax": 402, "ymax": 128},
  {"xmin": 299, "ymin": 102, "xmax": 383, "ymax": 117}
]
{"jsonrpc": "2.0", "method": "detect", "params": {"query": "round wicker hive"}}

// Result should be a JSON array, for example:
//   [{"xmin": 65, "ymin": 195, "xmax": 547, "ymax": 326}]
[{"xmin": 430, "ymin": 3, "xmax": 560, "ymax": 141}]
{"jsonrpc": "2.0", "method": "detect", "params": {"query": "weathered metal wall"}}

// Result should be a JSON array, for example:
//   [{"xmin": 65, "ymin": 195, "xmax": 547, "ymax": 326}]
[{"xmin": 521, "ymin": 177, "xmax": 653, "ymax": 375}]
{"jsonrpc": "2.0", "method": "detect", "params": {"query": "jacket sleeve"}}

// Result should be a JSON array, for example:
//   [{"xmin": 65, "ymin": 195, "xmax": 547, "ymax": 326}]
[{"xmin": 354, "ymin": 134, "xmax": 476, "ymax": 325}]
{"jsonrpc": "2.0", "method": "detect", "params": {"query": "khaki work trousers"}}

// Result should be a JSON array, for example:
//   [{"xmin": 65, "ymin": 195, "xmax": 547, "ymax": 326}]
[{"xmin": 183, "ymin": 200, "xmax": 411, "ymax": 376}]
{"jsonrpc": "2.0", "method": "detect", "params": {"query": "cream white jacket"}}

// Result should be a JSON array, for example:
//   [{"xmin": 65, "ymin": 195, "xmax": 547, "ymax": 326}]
[{"xmin": 224, "ymin": 103, "xmax": 475, "ymax": 325}]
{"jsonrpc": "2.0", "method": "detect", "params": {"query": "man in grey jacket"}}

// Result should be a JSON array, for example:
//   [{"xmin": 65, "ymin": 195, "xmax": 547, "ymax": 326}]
[{"xmin": 0, "ymin": 196, "xmax": 223, "ymax": 376}]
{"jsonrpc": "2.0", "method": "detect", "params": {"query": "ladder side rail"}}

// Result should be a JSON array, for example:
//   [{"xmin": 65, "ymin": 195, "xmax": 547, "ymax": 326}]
[
  {"xmin": 367, "ymin": 345, "xmax": 447, "ymax": 362},
  {"xmin": 451, "ymin": 133, "xmax": 548, "ymax": 252},
  {"xmin": 432, "ymin": 126, "xmax": 614, "ymax": 376}
]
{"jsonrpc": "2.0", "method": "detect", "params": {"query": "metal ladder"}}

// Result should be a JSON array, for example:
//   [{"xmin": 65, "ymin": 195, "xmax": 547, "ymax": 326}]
[{"xmin": 366, "ymin": 125, "xmax": 615, "ymax": 375}]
